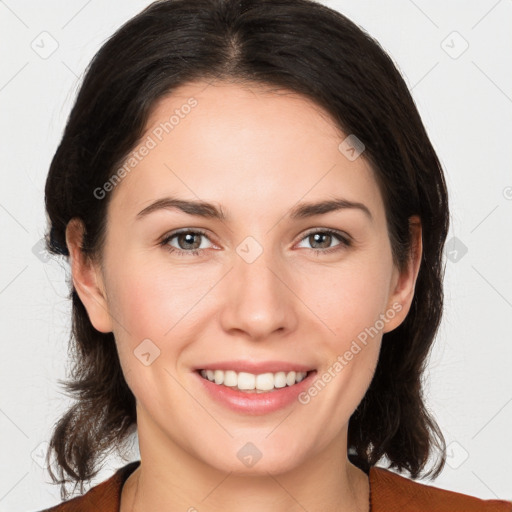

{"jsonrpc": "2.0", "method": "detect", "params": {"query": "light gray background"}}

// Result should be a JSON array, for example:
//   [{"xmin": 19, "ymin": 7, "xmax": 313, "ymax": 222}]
[{"xmin": 1, "ymin": 1, "xmax": 511, "ymax": 510}]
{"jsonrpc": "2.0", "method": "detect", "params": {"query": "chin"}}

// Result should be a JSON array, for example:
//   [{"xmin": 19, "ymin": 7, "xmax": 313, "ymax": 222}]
[{"xmin": 196, "ymin": 440, "xmax": 309, "ymax": 477}]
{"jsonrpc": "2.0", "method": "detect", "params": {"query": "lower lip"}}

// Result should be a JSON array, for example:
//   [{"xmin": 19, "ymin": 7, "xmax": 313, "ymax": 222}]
[{"xmin": 194, "ymin": 370, "xmax": 317, "ymax": 415}]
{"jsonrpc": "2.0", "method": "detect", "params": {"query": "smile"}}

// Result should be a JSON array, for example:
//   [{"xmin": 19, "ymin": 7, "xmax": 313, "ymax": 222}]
[
  {"xmin": 194, "ymin": 367, "xmax": 317, "ymax": 415},
  {"xmin": 199, "ymin": 369, "xmax": 310, "ymax": 393}
]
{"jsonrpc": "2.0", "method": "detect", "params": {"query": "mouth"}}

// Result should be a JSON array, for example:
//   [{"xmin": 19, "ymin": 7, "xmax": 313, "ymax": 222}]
[
  {"xmin": 193, "ymin": 360, "xmax": 318, "ymax": 414},
  {"xmin": 196, "ymin": 368, "xmax": 316, "ymax": 394}
]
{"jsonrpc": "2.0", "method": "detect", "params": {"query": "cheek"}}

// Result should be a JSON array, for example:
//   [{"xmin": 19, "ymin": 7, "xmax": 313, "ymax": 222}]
[
  {"xmin": 303, "ymin": 250, "xmax": 393, "ymax": 343},
  {"xmin": 107, "ymin": 259, "xmax": 214, "ymax": 339},
  {"xmin": 104, "ymin": 263, "xmax": 201, "ymax": 405},
  {"xmin": 299, "ymin": 259, "xmax": 389, "ymax": 433}
]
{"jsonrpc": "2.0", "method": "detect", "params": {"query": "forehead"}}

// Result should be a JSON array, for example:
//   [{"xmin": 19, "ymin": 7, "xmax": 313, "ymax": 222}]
[{"xmin": 108, "ymin": 80, "xmax": 384, "ymax": 224}]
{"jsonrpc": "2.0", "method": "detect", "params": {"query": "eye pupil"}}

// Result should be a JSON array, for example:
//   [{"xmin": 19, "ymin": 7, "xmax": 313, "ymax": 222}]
[
  {"xmin": 310, "ymin": 233, "xmax": 331, "ymax": 249},
  {"xmin": 179, "ymin": 232, "xmax": 201, "ymax": 250}
]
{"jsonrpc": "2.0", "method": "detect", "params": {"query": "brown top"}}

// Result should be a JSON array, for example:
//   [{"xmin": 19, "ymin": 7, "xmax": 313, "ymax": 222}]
[{"xmin": 37, "ymin": 460, "xmax": 512, "ymax": 512}]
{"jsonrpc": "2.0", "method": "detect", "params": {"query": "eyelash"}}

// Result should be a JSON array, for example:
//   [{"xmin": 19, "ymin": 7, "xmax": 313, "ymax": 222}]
[{"xmin": 159, "ymin": 228, "xmax": 352, "ymax": 257}]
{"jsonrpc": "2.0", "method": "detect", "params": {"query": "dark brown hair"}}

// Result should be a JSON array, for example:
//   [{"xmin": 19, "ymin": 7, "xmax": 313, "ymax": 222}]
[{"xmin": 44, "ymin": 0, "xmax": 449, "ymax": 499}]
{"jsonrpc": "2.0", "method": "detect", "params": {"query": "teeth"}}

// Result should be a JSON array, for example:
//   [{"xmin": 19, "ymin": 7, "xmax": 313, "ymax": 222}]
[
  {"xmin": 199, "ymin": 369, "xmax": 309, "ymax": 392},
  {"xmin": 214, "ymin": 370, "xmax": 224, "ymax": 385}
]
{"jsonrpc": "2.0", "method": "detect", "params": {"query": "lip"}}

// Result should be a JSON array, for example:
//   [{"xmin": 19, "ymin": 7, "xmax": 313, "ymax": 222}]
[
  {"xmin": 195, "ymin": 360, "xmax": 315, "ymax": 374},
  {"xmin": 194, "ymin": 367, "xmax": 317, "ymax": 415}
]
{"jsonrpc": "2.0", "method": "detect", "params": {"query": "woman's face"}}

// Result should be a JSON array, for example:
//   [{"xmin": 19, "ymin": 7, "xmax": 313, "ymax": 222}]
[{"xmin": 70, "ymin": 80, "xmax": 420, "ymax": 475}]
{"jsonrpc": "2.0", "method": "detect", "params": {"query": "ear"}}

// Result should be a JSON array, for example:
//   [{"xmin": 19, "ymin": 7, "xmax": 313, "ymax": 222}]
[
  {"xmin": 383, "ymin": 215, "xmax": 422, "ymax": 333},
  {"xmin": 65, "ymin": 218, "xmax": 113, "ymax": 333}
]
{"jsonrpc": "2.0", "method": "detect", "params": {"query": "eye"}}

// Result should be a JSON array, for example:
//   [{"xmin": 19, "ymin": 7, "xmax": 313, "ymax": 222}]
[
  {"xmin": 296, "ymin": 229, "xmax": 351, "ymax": 255},
  {"xmin": 160, "ymin": 228, "xmax": 351, "ymax": 257},
  {"xmin": 160, "ymin": 229, "xmax": 214, "ymax": 257}
]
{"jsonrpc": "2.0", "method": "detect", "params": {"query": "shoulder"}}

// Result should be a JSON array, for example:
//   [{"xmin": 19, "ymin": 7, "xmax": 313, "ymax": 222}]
[
  {"xmin": 369, "ymin": 466, "xmax": 512, "ymax": 512},
  {"xmin": 34, "ymin": 461, "xmax": 141, "ymax": 512}
]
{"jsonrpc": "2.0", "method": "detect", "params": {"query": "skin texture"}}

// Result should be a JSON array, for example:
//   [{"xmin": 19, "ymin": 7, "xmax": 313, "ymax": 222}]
[{"xmin": 66, "ymin": 81, "xmax": 422, "ymax": 512}]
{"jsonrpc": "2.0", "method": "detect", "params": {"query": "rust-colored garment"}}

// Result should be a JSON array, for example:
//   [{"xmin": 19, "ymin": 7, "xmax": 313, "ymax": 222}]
[{"xmin": 38, "ymin": 460, "xmax": 512, "ymax": 511}]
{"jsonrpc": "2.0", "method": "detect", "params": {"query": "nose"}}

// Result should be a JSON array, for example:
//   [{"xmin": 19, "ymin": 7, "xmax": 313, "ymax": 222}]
[{"xmin": 218, "ymin": 246, "xmax": 299, "ymax": 341}]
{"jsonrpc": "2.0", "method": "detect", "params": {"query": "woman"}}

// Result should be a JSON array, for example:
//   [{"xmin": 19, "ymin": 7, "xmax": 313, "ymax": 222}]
[{"xmin": 37, "ymin": 0, "xmax": 511, "ymax": 510}]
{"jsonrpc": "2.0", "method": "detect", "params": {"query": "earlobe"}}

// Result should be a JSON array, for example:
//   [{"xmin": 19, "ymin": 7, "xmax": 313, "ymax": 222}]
[
  {"xmin": 383, "ymin": 215, "xmax": 423, "ymax": 333},
  {"xmin": 65, "ymin": 218, "xmax": 113, "ymax": 333}
]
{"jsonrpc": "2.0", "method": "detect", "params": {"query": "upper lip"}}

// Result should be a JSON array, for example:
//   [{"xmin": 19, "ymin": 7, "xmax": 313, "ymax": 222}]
[{"xmin": 195, "ymin": 361, "xmax": 315, "ymax": 374}]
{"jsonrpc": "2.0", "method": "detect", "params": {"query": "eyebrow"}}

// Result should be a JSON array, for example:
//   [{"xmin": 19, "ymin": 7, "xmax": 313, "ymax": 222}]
[{"xmin": 136, "ymin": 196, "xmax": 373, "ymax": 222}]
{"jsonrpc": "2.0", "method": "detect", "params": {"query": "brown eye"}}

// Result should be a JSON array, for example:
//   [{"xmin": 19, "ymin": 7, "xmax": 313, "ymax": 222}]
[
  {"xmin": 160, "ymin": 229, "xmax": 213, "ymax": 257},
  {"xmin": 297, "ymin": 229, "xmax": 351, "ymax": 254},
  {"xmin": 308, "ymin": 232, "xmax": 333, "ymax": 249},
  {"xmin": 175, "ymin": 232, "xmax": 202, "ymax": 250}
]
